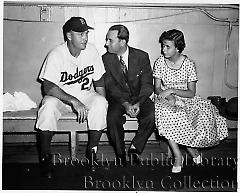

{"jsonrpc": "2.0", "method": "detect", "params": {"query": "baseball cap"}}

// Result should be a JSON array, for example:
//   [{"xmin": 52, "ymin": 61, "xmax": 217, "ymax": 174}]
[{"xmin": 63, "ymin": 17, "xmax": 94, "ymax": 33}]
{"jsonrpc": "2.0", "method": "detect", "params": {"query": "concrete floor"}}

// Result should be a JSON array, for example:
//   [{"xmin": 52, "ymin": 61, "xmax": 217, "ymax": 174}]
[
  {"xmin": 3, "ymin": 138, "xmax": 237, "ymax": 163},
  {"xmin": 2, "ymin": 139, "xmax": 237, "ymax": 191}
]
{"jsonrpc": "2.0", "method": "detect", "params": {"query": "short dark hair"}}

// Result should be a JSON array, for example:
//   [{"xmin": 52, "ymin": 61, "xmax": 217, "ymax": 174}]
[
  {"xmin": 109, "ymin": 24, "xmax": 129, "ymax": 43},
  {"xmin": 159, "ymin": 29, "xmax": 186, "ymax": 53}
]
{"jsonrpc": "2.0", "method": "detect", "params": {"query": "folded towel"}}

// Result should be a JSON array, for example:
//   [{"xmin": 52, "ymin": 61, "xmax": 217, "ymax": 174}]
[{"xmin": 3, "ymin": 92, "xmax": 37, "ymax": 112}]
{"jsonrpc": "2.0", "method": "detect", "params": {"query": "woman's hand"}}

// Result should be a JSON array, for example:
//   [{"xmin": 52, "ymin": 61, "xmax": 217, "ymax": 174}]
[
  {"xmin": 158, "ymin": 88, "xmax": 175, "ymax": 99},
  {"xmin": 166, "ymin": 94, "xmax": 176, "ymax": 106}
]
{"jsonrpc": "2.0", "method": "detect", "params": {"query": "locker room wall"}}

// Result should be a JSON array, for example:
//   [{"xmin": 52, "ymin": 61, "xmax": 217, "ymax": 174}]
[{"xmin": 3, "ymin": 3, "xmax": 238, "ymax": 105}]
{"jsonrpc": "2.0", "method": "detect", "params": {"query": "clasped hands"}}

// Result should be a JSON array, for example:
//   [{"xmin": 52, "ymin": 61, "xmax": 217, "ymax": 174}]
[
  {"xmin": 123, "ymin": 102, "xmax": 140, "ymax": 118},
  {"xmin": 158, "ymin": 89, "xmax": 176, "ymax": 106}
]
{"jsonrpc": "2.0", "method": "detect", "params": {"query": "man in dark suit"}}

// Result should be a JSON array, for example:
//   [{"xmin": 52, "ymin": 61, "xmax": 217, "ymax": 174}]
[{"xmin": 102, "ymin": 25, "xmax": 155, "ymax": 166}]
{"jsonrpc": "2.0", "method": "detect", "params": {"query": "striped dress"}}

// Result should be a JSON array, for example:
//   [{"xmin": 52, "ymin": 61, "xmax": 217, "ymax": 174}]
[{"xmin": 153, "ymin": 55, "xmax": 228, "ymax": 147}]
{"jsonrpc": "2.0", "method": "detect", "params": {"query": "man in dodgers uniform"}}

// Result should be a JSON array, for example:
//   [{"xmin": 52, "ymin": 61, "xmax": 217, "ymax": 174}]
[{"xmin": 36, "ymin": 17, "xmax": 108, "ymax": 178}]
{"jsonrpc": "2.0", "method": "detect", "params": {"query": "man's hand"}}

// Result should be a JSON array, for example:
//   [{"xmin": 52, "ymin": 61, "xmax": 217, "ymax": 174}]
[
  {"xmin": 122, "ymin": 102, "xmax": 136, "ymax": 118},
  {"xmin": 71, "ymin": 98, "xmax": 89, "ymax": 123},
  {"xmin": 43, "ymin": 80, "xmax": 89, "ymax": 122},
  {"xmin": 132, "ymin": 102, "xmax": 140, "ymax": 117}
]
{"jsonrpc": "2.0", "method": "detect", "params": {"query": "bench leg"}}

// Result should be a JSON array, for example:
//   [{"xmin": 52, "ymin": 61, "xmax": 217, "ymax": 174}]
[{"xmin": 70, "ymin": 131, "xmax": 77, "ymax": 161}]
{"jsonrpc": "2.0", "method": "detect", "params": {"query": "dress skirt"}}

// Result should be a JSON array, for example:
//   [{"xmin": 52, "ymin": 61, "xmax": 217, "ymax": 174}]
[{"xmin": 154, "ymin": 95, "xmax": 228, "ymax": 148}]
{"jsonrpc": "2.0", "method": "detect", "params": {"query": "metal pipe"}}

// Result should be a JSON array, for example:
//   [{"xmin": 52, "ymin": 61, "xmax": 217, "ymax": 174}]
[
  {"xmin": 3, "ymin": 1, "xmax": 239, "ymax": 10},
  {"xmin": 224, "ymin": 22, "xmax": 238, "ymax": 89}
]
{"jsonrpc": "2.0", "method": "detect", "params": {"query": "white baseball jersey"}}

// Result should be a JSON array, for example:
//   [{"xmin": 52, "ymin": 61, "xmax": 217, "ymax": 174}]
[{"xmin": 39, "ymin": 42, "xmax": 105, "ymax": 96}]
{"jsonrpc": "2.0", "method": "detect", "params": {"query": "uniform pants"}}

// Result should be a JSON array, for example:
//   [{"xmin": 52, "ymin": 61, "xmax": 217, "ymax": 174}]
[
  {"xmin": 36, "ymin": 91, "xmax": 108, "ymax": 131},
  {"xmin": 35, "ymin": 91, "xmax": 108, "ymax": 157}
]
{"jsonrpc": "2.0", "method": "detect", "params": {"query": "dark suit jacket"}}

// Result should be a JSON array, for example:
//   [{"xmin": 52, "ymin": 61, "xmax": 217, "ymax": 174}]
[{"xmin": 102, "ymin": 47, "xmax": 153, "ymax": 105}]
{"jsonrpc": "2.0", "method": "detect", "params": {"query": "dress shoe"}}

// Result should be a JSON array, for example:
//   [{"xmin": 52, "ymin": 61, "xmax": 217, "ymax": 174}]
[
  {"xmin": 128, "ymin": 149, "xmax": 141, "ymax": 166},
  {"xmin": 193, "ymin": 154, "xmax": 202, "ymax": 164},
  {"xmin": 86, "ymin": 149, "xmax": 98, "ymax": 172},
  {"xmin": 40, "ymin": 154, "xmax": 53, "ymax": 179},
  {"xmin": 172, "ymin": 156, "xmax": 184, "ymax": 173},
  {"xmin": 115, "ymin": 154, "xmax": 127, "ymax": 167}
]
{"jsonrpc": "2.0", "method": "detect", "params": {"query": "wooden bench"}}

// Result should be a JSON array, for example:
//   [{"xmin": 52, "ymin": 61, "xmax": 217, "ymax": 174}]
[
  {"xmin": 3, "ymin": 109, "xmax": 237, "ymax": 160},
  {"xmin": 3, "ymin": 108, "xmax": 139, "ymax": 160}
]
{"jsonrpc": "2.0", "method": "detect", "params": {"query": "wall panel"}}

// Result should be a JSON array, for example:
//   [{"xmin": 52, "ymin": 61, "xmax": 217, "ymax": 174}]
[{"xmin": 3, "ymin": 4, "xmax": 238, "ymax": 104}]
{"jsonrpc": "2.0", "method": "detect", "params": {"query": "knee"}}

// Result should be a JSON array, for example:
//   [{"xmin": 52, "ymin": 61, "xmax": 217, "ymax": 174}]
[
  {"xmin": 42, "ymin": 96, "xmax": 59, "ymax": 108},
  {"xmin": 147, "ymin": 107, "xmax": 155, "ymax": 119},
  {"xmin": 39, "ymin": 96, "xmax": 59, "ymax": 115},
  {"xmin": 93, "ymin": 95, "xmax": 108, "ymax": 110},
  {"xmin": 143, "ymin": 109, "xmax": 155, "ymax": 123},
  {"xmin": 107, "ymin": 111, "xmax": 125, "ymax": 125}
]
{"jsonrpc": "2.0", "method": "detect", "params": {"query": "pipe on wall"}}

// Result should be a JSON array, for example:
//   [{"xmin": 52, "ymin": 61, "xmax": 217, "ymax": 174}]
[{"xmin": 3, "ymin": 1, "xmax": 239, "ymax": 10}]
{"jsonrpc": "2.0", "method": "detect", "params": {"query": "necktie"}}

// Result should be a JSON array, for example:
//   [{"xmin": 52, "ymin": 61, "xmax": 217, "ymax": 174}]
[
  {"xmin": 120, "ymin": 56, "xmax": 131, "ymax": 93},
  {"xmin": 120, "ymin": 56, "xmax": 127, "ymax": 75}
]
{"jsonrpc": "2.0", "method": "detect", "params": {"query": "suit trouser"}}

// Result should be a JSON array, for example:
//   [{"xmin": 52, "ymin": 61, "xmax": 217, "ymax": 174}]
[{"xmin": 107, "ymin": 98, "xmax": 155, "ymax": 156}]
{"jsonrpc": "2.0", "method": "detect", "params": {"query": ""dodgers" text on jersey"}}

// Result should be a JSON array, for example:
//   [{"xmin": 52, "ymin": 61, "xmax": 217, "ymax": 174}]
[{"xmin": 60, "ymin": 65, "xmax": 94, "ymax": 85}]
